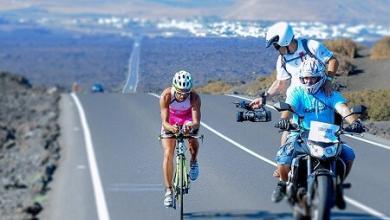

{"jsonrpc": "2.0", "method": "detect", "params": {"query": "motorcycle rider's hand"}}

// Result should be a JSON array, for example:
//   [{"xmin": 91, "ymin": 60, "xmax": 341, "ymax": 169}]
[
  {"xmin": 345, "ymin": 120, "xmax": 365, "ymax": 133},
  {"xmin": 277, "ymin": 118, "xmax": 290, "ymax": 130},
  {"xmin": 249, "ymin": 98, "xmax": 263, "ymax": 109}
]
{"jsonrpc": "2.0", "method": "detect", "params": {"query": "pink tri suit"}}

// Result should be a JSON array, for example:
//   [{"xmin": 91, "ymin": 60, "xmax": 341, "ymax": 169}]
[
  {"xmin": 168, "ymin": 88, "xmax": 192, "ymax": 126},
  {"xmin": 162, "ymin": 88, "xmax": 197, "ymax": 134}
]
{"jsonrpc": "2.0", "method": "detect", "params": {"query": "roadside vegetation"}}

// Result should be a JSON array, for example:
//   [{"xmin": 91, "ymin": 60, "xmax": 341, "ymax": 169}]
[
  {"xmin": 324, "ymin": 39, "xmax": 358, "ymax": 58},
  {"xmin": 323, "ymin": 39, "xmax": 357, "ymax": 76},
  {"xmin": 370, "ymin": 36, "xmax": 390, "ymax": 60},
  {"xmin": 195, "ymin": 80, "xmax": 234, "ymax": 94},
  {"xmin": 343, "ymin": 89, "xmax": 390, "ymax": 121}
]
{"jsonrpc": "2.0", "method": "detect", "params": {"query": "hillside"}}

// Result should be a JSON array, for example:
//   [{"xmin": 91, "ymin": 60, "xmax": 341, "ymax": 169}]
[
  {"xmin": 0, "ymin": 29, "xmax": 133, "ymax": 92},
  {"xmin": 0, "ymin": 72, "xmax": 61, "ymax": 219}
]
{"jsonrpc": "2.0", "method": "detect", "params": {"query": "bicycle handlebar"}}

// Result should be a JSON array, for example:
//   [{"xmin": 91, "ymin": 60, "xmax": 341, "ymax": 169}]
[{"xmin": 159, "ymin": 133, "xmax": 204, "ymax": 140}]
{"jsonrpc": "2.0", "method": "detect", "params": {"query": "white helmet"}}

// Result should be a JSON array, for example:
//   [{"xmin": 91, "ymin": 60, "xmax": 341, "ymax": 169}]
[
  {"xmin": 299, "ymin": 58, "xmax": 326, "ymax": 94},
  {"xmin": 265, "ymin": 22, "xmax": 294, "ymax": 48},
  {"xmin": 172, "ymin": 70, "xmax": 193, "ymax": 92}
]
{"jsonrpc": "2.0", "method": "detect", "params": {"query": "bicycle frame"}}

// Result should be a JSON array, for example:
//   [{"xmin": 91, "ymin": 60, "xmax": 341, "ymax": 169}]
[
  {"xmin": 173, "ymin": 135, "xmax": 190, "ymax": 217},
  {"xmin": 159, "ymin": 128, "xmax": 203, "ymax": 220}
]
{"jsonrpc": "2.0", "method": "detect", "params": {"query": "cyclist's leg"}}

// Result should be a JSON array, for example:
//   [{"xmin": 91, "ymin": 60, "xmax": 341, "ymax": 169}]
[
  {"xmin": 188, "ymin": 139, "xmax": 199, "ymax": 163},
  {"xmin": 188, "ymin": 132, "xmax": 199, "ymax": 164},
  {"xmin": 161, "ymin": 130, "xmax": 176, "ymax": 190}
]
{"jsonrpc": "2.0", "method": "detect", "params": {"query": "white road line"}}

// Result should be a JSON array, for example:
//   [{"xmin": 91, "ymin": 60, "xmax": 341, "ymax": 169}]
[
  {"xmin": 227, "ymin": 94, "xmax": 390, "ymax": 150},
  {"xmin": 200, "ymin": 122, "xmax": 276, "ymax": 167},
  {"xmin": 344, "ymin": 134, "xmax": 390, "ymax": 150},
  {"xmin": 150, "ymin": 92, "xmax": 390, "ymax": 220},
  {"xmin": 71, "ymin": 93, "xmax": 110, "ymax": 220},
  {"xmin": 345, "ymin": 197, "xmax": 390, "ymax": 220}
]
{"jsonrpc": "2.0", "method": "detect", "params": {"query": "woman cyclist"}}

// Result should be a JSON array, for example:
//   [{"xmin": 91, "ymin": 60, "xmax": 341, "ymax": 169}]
[{"xmin": 159, "ymin": 70, "xmax": 201, "ymax": 208}]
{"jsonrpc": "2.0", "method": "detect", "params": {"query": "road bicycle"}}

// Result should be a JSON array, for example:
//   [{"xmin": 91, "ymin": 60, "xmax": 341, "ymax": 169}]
[{"xmin": 160, "ymin": 127, "xmax": 203, "ymax": 220}]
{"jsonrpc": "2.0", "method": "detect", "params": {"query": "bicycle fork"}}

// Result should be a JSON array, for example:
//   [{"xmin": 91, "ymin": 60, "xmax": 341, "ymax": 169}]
[{"xmin": 173, "ymin": 142, "xmax": 190, "ymax": 209}]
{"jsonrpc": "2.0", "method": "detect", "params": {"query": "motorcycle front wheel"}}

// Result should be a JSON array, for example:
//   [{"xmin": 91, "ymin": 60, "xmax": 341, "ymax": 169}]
[{"xmin": 311, "ymin": 175, "xmax": 333, "ymax": 220}]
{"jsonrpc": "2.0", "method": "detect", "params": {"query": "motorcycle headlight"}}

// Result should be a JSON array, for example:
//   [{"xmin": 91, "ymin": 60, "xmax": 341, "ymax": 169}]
[
  {"xmin": 307, "ymin": 141, "xmax": 324, "ymax": 158},
  {"xmin": 307, "ymin": 141, "xmax": 338, "ymax": 159}
]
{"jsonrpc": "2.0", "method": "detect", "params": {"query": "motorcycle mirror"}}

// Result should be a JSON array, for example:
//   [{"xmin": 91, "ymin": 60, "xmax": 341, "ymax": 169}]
[{"xmin": 273, "ymin": 102, "xmax": 292, "ymax": 112}]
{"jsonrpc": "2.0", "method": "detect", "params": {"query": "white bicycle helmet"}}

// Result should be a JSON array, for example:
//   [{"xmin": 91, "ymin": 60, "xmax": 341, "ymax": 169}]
[
  {"xmin": 265, "ymin": 22, "xmax": 294, "ymax": 48},
  {"xmin": 172, "ymin": 70, "xmax": 193, "ymax": 92},
  {"xmin": 299, "ymin": 58, "xmax": 326, "ymax": 94}
]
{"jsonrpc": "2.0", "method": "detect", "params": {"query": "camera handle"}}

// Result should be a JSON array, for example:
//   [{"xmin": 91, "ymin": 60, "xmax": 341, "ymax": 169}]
[{"xmin": 260, "ymin": 92, "xmax": 267, "ymax": 106}]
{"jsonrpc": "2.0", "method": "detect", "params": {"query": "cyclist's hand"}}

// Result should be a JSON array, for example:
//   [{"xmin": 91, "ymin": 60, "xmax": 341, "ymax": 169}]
[
  {"xmin": 183, "ymin": 122, "xmax": 193, "ymax": 135},
  {"xmin": 170, "ymin": 124, "xmax": 179, "ymax": 134},
  {"xmin": 249, "ymin": 98, "xmax": 263, "ymax": 109}
]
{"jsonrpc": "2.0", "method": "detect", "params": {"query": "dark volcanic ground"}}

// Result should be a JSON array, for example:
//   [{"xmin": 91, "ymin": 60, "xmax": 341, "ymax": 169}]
[{"xmin": 0, "ymin": 71, "xmax": 61, "ymax": 219}]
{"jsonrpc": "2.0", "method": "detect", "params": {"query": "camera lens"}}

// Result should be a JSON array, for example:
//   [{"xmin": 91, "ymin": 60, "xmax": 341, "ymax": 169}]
[{"xmin": 236, "ymin": 111, "xmax": 244, "ymax": 122}]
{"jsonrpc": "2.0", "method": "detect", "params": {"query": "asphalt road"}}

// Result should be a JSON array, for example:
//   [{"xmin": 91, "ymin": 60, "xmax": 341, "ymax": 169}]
[
  {"xmin": 45, "ymin": 93, "xmax": 390, "ymax": 220},
  {"xmin": 122, "ymin": 37, "xmax": 141, "ymax": 93}
]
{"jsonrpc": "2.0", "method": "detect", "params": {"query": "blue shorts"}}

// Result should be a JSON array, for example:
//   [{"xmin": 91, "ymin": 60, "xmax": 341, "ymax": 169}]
[{"xmin": 276, "ymin": 133, "xmax": 355, "ymax": 165}]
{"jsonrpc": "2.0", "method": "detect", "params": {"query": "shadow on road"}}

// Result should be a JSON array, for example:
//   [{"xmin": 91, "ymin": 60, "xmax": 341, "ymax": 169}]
[
  {"xmin": 184, "ymin": 210, "xmax": 381, "ymax": 219},
  {"xmin": 184, "ymin": 210, "xmax": 291, "ymax": 219}
]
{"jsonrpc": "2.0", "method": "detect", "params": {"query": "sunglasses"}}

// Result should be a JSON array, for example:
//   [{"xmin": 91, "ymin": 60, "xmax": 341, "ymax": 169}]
[
  {"xmin": 273, "ymin": 43, "xmax": 289, "ymax": 51},
  {"xmin": 175, "ymin": 89, "xmax": 191, "ymax": 96}
]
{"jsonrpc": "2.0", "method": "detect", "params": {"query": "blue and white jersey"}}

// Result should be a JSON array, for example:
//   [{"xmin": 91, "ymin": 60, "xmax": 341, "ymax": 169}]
[
  {"xmin": 276, "ymin": 39, "xmax": 333, "ymax": 91},
  {"xmin": 286, "ymin": 86, "xmax": 346, "ymax": 130}
]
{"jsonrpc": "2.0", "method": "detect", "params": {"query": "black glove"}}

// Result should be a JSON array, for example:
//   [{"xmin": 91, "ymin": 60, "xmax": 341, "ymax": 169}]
[
  {"xmin": 277, "ymin": 118, "xmax": 290, "ymax": 130},
  {"xmin": 345, "ymin": 120, "xmax": 365, "ymax": 133}
]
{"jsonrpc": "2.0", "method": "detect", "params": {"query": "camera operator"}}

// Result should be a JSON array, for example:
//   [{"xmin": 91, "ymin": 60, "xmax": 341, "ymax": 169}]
[{"xmin": 249, "ymin": 22, "xmax": 338, "ymax": 146}]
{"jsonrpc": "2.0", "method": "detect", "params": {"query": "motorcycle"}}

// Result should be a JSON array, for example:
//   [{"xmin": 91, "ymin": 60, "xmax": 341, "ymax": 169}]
[{"xmin": 273, "ymin": 102, "xmax": 366, "ymax": 220}]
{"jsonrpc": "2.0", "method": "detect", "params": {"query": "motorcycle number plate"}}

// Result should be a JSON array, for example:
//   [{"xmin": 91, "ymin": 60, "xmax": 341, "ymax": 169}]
[{"xmin": 308, "ymin": 121, "xmax": 339, "ymax": 143}]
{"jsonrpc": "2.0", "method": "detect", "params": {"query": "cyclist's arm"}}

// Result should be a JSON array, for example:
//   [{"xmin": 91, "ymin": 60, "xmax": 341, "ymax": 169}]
[
  {"xmin": 190, "ymin": 92, "xmax": 201, "ymax": 130},
  {"xmin": 160, "ymin": 88, "xmax": 176, "ymax": 132}
]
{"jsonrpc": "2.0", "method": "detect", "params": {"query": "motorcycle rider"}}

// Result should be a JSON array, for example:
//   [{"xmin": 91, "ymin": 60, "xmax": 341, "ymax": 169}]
[
  {"xmin": 271, "ymin": 58, "xmax": 365, "ymax": 208},
  {"xmin": 250, "ymin": 22, "xmax": 338, "ymax": 147}
]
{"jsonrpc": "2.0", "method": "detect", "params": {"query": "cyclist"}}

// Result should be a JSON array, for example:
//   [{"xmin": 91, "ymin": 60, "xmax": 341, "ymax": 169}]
[
  {"xmin": 159, "ymin": 70, "xmax": 201, "ymax": 208},
  {"xmin": 271, "ymin": 58, "xmax": 365, "ymax": 209}
]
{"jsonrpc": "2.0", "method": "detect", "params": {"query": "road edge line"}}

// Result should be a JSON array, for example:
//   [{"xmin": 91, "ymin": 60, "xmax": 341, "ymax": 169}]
[{"xmin": 71, "ymin": 93, "xmax": 110, "ymax": 220}]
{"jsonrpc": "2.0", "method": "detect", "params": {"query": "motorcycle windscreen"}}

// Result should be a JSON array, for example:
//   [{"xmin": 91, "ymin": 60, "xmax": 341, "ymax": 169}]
[{"xmin": 308, "ymin": 121, "xmax": 340, "ymax": 143}]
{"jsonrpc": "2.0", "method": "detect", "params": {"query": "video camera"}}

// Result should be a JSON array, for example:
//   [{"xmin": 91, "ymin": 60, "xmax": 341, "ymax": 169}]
[{"xmin": 234, "ymin": 100, "xmax": 272, "ymax": 122}]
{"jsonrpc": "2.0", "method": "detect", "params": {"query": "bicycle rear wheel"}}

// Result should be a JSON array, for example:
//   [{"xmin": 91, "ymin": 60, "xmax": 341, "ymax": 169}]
[{"xmin": 179, "ymin": 155, "xmax": 184, "ymax": 220}]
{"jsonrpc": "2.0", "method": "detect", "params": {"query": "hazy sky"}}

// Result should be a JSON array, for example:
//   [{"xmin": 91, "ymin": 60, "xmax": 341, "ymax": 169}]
[{"xmin": 0, "ymin": 0, "xmax": 389, "ymax": 25}]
